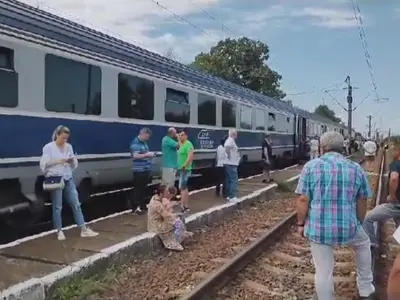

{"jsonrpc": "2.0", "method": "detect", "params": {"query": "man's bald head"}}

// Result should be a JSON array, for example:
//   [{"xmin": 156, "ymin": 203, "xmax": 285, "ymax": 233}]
[{"xmin": 168, "ymin": 127, "xmax": 177, "ymax": 137}]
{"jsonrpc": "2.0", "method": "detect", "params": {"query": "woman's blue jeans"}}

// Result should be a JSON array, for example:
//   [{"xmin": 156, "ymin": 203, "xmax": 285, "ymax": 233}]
[{"xmin": 50, "ymin": 178, "xmax": 85, "ymax": 230}]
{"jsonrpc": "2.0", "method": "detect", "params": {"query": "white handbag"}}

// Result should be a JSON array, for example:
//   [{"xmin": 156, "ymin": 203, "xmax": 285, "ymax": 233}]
[{"xmin": 43, "ymin": 176, "xmax": 65, "ymax": 191}]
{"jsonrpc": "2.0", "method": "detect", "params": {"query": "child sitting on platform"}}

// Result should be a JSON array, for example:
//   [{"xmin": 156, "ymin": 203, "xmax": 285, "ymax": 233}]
[{"xmin": 164, "ymin": 186, "xmax": 193, "ymax": 242}]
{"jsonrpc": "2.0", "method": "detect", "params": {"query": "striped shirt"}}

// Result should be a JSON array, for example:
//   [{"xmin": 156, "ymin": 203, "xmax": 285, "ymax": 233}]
[
  {"xmin": 130, "ymin": 136, "xmax": 152, "ymax": 172},
  {"xmin": 295, "ymin": 152, "xmax": 371, "ymax": 246}
]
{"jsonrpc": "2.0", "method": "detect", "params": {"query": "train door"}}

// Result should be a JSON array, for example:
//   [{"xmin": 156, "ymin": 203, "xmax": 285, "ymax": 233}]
[{"xmin": 296, "ymin": 115, "xmax": 308, "ymax": 158}]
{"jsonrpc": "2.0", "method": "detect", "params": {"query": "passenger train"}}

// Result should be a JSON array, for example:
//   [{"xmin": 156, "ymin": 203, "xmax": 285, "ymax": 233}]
[{"xmin": 0, "ymin": 0, "xmax": 348, "ymax": 227}]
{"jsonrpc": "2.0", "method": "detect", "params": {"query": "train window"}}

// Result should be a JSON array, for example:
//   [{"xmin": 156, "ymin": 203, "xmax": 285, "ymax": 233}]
[
  {"xmin": 118, "ymin": 73, "xmax": 154, "ymax": 120},
  {"xmin": 0, "ymin": 47, "xmax": 14, "ymax": 70},
  {"xmin": 267, "ymin": 113, "xmax": 276, "ymax": 131},
  {"xmin": 45, "ymin": 54, "xmax": 101, "ymax": 115},
  {"xmin": 0, "ymin": 47, "xmax": 18, "ymax": 108},
  {"xmin": 240, "ymin": 105, "xmax": 252, "ymax": 129},
  {"xmin": 255, "ymin": 109, "xmax": 265, "ymax": 130},
  {"xmin": 165, "ymin": 88, "xmax": 190, "ymax": 123},
  {"xmin": 198, "ymin": 93, "xmax": 216, "ymax": 126},
  {"xmin": 222, "ymin": 100, "xmax": 236, "ymax": 127}
]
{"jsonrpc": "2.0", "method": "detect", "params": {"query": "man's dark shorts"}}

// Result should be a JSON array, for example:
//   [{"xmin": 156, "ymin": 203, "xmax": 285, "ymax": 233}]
[{"xmin": 262, "ymin": 159, "xmax": 271, "ymax": 171}]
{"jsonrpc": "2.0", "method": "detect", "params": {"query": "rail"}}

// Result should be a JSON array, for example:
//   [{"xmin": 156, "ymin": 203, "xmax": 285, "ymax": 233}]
[{"xmin": 179, "ymin": 157, "xmax": 374, "ymax": 300}]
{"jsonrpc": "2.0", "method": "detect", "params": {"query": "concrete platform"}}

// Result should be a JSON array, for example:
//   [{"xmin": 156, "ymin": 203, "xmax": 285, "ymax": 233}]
[{"xmin": 0, "ymin": 165, "xmax": 302, "ymax": 300}]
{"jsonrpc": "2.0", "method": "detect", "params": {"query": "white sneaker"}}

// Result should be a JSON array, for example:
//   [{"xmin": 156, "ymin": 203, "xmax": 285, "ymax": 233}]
[
  {"xmin": 230, "ymin": 197, "xmax": 239, "ymax": 202},
  {"xmin": 57, "ymin": 231, "xmax": 66, "ymax": 241},
  {"xmin": 80, "ymin": 228, "xmax": 99, "ymax": 238}
]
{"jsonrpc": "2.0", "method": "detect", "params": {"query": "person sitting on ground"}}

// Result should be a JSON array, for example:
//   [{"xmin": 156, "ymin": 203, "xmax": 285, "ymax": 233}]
[
  {"xmin": 147, "ymin": 185, "xmax": 186, "ymax": 251},
  {"xmin": 165, "ymin": 186, "xmax": 193, "ymax": 238},
  {"xmin": 363, "ymin": 141, "xmax": 400, "ymax": 248}
]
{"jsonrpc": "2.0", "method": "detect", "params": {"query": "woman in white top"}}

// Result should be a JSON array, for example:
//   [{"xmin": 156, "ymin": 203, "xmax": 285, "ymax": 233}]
[
  {"xmin": 215, "ymin": 137, "xmax": 228, "ymax": 197},
  {"xmin": 310, "ymin": 136, "xmax": 319, "ymax": 159},
  {"xmin": 39, "ymin": 126, "xmax": 98, "ymax": 241}
]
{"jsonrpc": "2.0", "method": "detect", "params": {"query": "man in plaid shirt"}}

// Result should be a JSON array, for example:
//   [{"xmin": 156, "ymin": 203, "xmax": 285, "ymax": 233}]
[{"xmin": 295, "ymin": 131, "xmax": 375, "ymax": 300}]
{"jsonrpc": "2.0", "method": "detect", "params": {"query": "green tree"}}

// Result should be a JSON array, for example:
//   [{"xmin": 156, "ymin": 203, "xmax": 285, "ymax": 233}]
[
  {"xmin": 190, "ymin": 37, "xmax": 286, "ymax": 100},
  {"xmin": 314, "ymin": 104, "xmax": 341, "ymax": 123}
]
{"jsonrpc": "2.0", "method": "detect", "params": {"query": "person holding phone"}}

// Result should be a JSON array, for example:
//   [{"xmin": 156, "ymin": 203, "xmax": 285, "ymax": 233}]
[
  {"xmin": 39, "ymin": 125, "xmax": 99, "ymax": 241},
  {"xmin": 130, "ymin": 127, "xmax": 155, "ymax": 214}
]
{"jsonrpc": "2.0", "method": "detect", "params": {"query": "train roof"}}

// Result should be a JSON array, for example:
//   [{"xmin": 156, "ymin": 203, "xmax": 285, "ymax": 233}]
[{"xmin": 1, "ymin": 0, "xmax": 343, "ymax": 127}]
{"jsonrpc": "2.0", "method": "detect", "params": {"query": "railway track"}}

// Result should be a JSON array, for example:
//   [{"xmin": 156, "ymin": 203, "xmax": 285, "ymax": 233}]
[{"xmin": 179, "ymin": 154, "xmax": 385, "ymax": 300}]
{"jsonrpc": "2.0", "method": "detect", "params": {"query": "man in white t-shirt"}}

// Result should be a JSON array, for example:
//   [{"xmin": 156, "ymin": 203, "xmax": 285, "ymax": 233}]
[
  {"xmin": 344, "ymin": 138, "xmax": 350, "ymax": 156},
  {"xmin": 224, "ymin": 129, "xmax": 240, "ymax": 201},
  {"xmin": 310, "ymin": 136, "xmax": 319, "ymax": 160}
]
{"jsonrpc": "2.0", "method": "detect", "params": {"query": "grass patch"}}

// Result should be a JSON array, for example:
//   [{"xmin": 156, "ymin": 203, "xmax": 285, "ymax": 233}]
[
  {"xmin": 51, "ymin": 266, "xmax": 118, "ymax": 300},
  {"xmin": 276, "ymin": 181, "xmax": 296, "ymax": 193}
]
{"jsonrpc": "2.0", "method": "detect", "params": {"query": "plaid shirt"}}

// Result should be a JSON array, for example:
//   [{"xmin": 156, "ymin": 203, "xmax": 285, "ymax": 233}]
[{"xmin": 295, "ymin": 152, "xmax": 371, "ymax": 246}]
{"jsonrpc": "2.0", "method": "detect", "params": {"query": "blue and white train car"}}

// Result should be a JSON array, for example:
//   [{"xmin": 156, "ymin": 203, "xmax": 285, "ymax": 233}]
[{"xmin": 0, "ymin": 0, "xmax": 345, "ymax": 224}]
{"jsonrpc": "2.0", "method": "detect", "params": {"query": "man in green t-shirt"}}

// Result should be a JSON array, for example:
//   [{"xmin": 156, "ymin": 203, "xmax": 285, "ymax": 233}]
[
  {"xmin": 161, "ymin": 127, "xmax": 179, "ymax": 186},
  {"xmin": 177, "ymin": 130, "xmax": 194, "ymax": 212}
]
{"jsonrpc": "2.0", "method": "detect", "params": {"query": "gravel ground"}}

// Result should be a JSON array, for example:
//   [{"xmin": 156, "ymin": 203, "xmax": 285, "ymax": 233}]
[
  {"xmin": 212, "ymin": 154, "xmax": 383, "ymax": 300},
  {"xmin": 216, "ymin": 230, "xmax": 357, "ymax": 300},
  {"xmin": 87, "ymin": 190, "xmax": 297, "ymax": 300}
]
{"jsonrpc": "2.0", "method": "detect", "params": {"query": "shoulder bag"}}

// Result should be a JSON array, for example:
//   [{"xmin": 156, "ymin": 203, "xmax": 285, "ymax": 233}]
[{"xmin": 43, "ymin": 176, "xmax": 65, "ymax": 191}]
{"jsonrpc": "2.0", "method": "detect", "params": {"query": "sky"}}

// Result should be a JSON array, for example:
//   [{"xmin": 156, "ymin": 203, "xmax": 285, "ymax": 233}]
[{"xmin": 22, "ymin": 0, "xmax": 399, "ymax": 137}]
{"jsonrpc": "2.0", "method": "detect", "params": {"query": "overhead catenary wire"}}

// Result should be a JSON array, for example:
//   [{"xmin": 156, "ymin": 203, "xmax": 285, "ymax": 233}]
[
  {"xmin": 353, "ymin": 89, "xmax": 374, "ymax": 111},
  {"xmin": 324, "ymin": 90, "xmax": 348, "ymax": 111},
  {"xmin": 149, "ymin": 0, "xmax": 220, "ymax": 41},
  {"xmin": 32, "ymin": 0, "xmax": 184, "ymax": 62},
  {"xmin": 187, "ymin": 0, "xmax": 240, "ymax": 37},
  {"xmin": 350, "ymin": 0, "xmax": 380, "ymax": 101},
  {"xmin": 285, "ymin": 81, "xmax": 346, "ymax": 97}
]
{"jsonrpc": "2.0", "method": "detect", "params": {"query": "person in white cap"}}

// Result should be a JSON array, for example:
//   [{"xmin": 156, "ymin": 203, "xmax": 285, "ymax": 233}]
[{"xmin": 363, "ymin": 139, "xmax": 377, "ymax": 170}]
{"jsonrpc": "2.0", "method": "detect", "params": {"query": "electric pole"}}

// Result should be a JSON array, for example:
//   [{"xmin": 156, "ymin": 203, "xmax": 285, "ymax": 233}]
[
  {"xmin": 367, "ymin": 115, "xmax": 372, "ymax": 138},
  {"xmin": 345, "ymin": 76, "xmax": 353, "ymax": 140}
]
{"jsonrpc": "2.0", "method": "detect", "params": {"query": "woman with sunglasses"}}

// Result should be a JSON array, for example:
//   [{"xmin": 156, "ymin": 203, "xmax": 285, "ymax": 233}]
[{"xmin": 40, "ymin": 125, "xmax": 99, "ymax": 241}]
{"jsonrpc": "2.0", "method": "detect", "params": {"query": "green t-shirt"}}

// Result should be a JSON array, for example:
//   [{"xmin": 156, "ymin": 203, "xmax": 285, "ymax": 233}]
[
  {"xmin": 178, "ymin": 140, "xmax": 194, "ymax": 170},
  {"xmin": 161, "ymin": 136, "xmax": 178, "ymax": 169}
]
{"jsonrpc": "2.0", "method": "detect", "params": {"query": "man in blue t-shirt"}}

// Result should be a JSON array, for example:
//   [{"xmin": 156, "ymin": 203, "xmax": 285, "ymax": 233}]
[
  {"xmin": 363, "ymin": 141, "xmax": 400, "ymax": 248},
  {"xmin": 129, "ymin": 128, "xmax": 154, "ymax": 214}
]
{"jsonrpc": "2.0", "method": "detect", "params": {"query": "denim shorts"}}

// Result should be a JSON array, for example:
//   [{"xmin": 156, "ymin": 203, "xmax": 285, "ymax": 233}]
[{"xmin": 179, "ymin": 170, "xmax": 191, "ymax": 190}]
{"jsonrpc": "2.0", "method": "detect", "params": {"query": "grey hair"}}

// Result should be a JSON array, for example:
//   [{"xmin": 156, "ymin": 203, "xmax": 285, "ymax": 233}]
[
  {"xmin": 320, "ymin": 131, "xmax": 344, "ymax": 152},
  {"xmin": 52, "ymin": 125, "xmax": 70, "ymax": 141},
  {"xmin": 140, "ymin": 127, "xmax": 152, "ymax": 135},
  {"xmin": 228, "ymin": 129, "xmax": 237, "ymax": 136}
]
